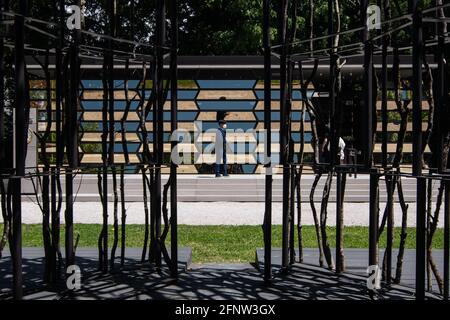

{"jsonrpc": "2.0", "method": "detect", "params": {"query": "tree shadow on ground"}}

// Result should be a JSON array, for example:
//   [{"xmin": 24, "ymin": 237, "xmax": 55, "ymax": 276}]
[{"xmin": 0, "ymin": 255, "xmax": 438, "ymax": 300}]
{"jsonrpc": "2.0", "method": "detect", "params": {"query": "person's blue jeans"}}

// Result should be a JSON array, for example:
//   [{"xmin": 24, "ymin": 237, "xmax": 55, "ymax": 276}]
[{"xmin": 215, "ymin": 152, "xmax": 228, "ymax": 176}]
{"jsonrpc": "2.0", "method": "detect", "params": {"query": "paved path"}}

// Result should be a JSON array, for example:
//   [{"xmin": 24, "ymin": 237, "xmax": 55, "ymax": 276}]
[
  {"xmin": 21, "ymin": 174, "xmax": 441, "ymax": 202},
  {"xmin": 256, "ymin": 248, "xmax": 445, "ymax": 289},
  {"xmin": 0, "ymin": 248, "xmax": 440, "ymax": 300},
  {"xmin": 7, "ymin": 201, "xmax": 443, "ymax": 227}
]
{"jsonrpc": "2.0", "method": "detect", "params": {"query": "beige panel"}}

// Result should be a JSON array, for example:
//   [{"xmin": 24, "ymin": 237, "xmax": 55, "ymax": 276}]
[
  {"xmin": 197, "ymin": 90, "xmax": 256, "ymax": 100},
  {"xmin": 255, "ymin": 101, "xmax": 264, "ymax": 110},
  {"xmin": 144, "ymin": 122, "xmax": 196, "ymax": 131},
  {"xmin": 255, "ymin": 144, "xmax": 314, "ymax": 153},
  {"xmin": 376, "ymin": 123, "xmax": 427, "ymax": 132},
  {"xmin": 81, "ymin": 154, "xmax": 140, "ymax": 164},
  {"xmin": 254, "ymin": 101, "xmax": 283, "ymax": 110},
  {"xmin": 196, "ymin": 154, "xmax": 257, "ymax": 164},
  {"xmin": 145, "ymin": 144, "xmax": 199, "ymax": 153},
  {"xmin": 291, "ymin": 101, "xmax": 302, "ymax": 110},
  {"xmin": 255, "ymin": 123, "xmax": 281, "ymax": 130},
  {"xmin": 177, "ymin": 101, "xmax": 198, "ymax": 110},
  {"xmin": 177, "ymin": 165, "xmax": 198, "ymax": 173},
  {"xmin": 82, "ymin": 132, "xmax": 139, "ymax": 142},
  {"xmin": 225, "ymin": 113, "xmax": 256, "ymax": 121},
  {"xmin": 83, "ymin": 112, "xmax": 140, "ymax": 121},
  {"xmin": 271, "ymin": 101, "xmax": 281, "ymax": 110},
  {"xmin": 254, "ymin": 81, "xmax": 314, "ymax": 89},
  {"xmin": 372, "ymin": 143, "xmax": 430, "ymax": 153},
  {"xmin": 291, "ymin": 123, "xmax": 312, "ymax": 131},
  {"xmin": 82, "ymin": 91, "xmax": 140, "ymax": 100},
  {"xmin": 375, "ymin": 101, "xmax": 429, "ymax": 110},
  {"xmin": 255, "ymin": 100, "xmax": 302, "ymax": 110},
  {"xmin": 200, "ymin": 132, "xmax": 258, "ymax": 142},
  {"xmin": 196, "ymin": 112, "xmax": 217, "ymax": 121}
]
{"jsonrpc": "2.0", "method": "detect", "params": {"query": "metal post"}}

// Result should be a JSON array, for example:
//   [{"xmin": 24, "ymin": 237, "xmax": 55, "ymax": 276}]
[
  {"xmin": 56, "ymin": 0, "xmax": 64, "ymax": 169},
  {"xmin": 263, "ymin": 0, "xmax": 272, "ymax": 283},
  {"xmin": 410, "ymin": 0, "xmax": 426, "ymax": 300},
  {"xmin": 416, "ymin": 177, "xmax": 427, "ymax": 299},
  {"xmin": 435, "ymin": 3, "xmax": 445, "ymax": 174},
  {"xmin": 444, "ymin": 180, "xmax": 449, "ymax": 300},
  {"xmin": 361, "ymin": 0, "xmax": 373, "ymax": 168},
  {"xmin": 154, "ymin": 0, "xmax": 166, "ymax": 270},
  {"xmin": 289, "ymin": 166, "xmax": 295, "ymax": 265},
  {"xmin": 12, "ymin": 0, "xmax": 28, "ymax": 300},
  {"xmin": 328, "ymin": 0, "xmax": 337, "ymax": 166},
  {"xmin": 0, "ymin": 0, "xmax": 5, "ymax": 170},
  {"xmin": 66, "ymin": 1, "xmax": 81, "ymax": 267},
  {"xmin": 369, "ymin": 169, "xmax": 379, "ymax": 273},
  {"xmin": 336, "ymin": 169, "xmax": 344, "ymax": 273},
  {"xmin": 107, "ymin": 0, "xmax": 115, "ymax": 167},
  {"xmin": 51, "ymin": 0, "xmax": 64, "ymax": 281},
  {"xmin": 278, "ymin": 0, "xmax": 289, "ymax": 272},
  {"xmin": 170, "ymin": 0, "xmax": 178, "ymax": 278},
  {"xmin": 386, "ymin": 172, "xmax": 394, "ymax": 284},
  {"xmin": 380, "ymin": 0, "xmax": 390, "ymax": 168},
  {"xmin": 50, "ymin": 167, "xmax": 60, "ymax": 281}
]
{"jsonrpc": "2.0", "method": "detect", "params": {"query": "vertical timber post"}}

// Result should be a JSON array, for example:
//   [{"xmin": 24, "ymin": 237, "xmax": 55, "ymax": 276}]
[
  {"xmin": 336, "ymin": 169, "xmax": 343, "ymax": 273},
  {"xmin": 410, "ymin": 0, "xmax": 426, "ymax": 300},
  {"xmin": 386, "ymin": 172, "xmax": 394, "ymax": 284},
  {"xmin": 436, "ymin": 0, "xmax": 448, "ymax": 300},
  {"xmin": 66, "ymin": 0, "xmax": 81, "ymax": 269},
  {"xmin": 12, "ymin": 0, "xmax": 28, "ymax": 300},
  {"xmin": 263, "ymin": 0, "xmax": 273, "ymax": 283},
  {"xmin": 444, "ymin": 180, "xmax": 449, "ymax": 300},
  {"xmin": 362, "ymin": 0, "xmax": 377, "ymax": 287},
  {"xmin": 0, "ymin": 0, "xmax": 5, "ymax": 176},
  {"xmin": 361, "ymin": 0, "xmax": 373, "ymax": 169},
  {"xmin": 328, "ymin": 0, "xmax": 337, "ymax": 166},
  {"xmin": 170, "ymin": 0, "xmax": 178, "ymax": 278},
  {"xmin": 154, "ymin": 0, "xmax": 166, "ymax": 270},
  {"xmin": 278, "ymin": 0, "xmax": 290, "ymax": 272},
  {"xmin": 369, "ymin": 169, "xmax": 379, "ymax": 280},
  {"xmin": 380, "ymin": 0, "xmax": 389, "ymax": 168}
]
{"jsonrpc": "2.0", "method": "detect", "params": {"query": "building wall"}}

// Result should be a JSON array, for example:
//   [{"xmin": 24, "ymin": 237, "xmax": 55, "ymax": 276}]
[{"xmin": 32, "ymin": 79, "xmax": 428, "ymax": 174}]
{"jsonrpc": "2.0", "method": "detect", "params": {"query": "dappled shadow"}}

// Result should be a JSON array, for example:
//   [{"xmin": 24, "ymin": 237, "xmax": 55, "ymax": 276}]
[{"xmin": 0, "ymin": 253, "xmax": 438, "ymax": 300}]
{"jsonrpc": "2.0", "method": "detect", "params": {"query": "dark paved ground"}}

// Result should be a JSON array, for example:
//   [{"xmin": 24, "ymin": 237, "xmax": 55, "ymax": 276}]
[
  {"xmin": 256, "ymin": 248, "xmax": 445, "ymax": 289},
  {"xmin": 0, "ymin": 248, "xmax": 442, "ymax": 300}
]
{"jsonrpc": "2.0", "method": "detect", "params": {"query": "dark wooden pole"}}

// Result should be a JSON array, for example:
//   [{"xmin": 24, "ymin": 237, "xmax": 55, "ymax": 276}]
[
  {"xmin": 65, "ymin": 0, "xmax": 81, "ymax": 269},
  {"xmin": 361, "ymin": 0, "xmax": 373, "ymax": 169},
  {"xmin": 12, "ymin": 0, "xmax": 28, "ymax": 300},
  {"xmin": 369, "ymin": 169, "xmax": 379, "ymax": 277},
  {"xmin": 278, "ymin": 0, "xmax": 290, "ymax": 273},
  {"xmin": 386, "ymin": 173, "xmax": 394, "ymax": 284},
  {"xmin": 328, "ymin": 0, "xmax": 338, "ymax": 166},
  {"xmin": 380, "ymin": 0, "xmax": 390, "ymax": 168},
  {"xmin": 153, "ymin": 0, "xmax": 166, "ymax": 270},
  {"xmin": 263, "ymin": 0, "xmax": 273, "ymax": 283},
  {"xmin": 444, "ymin": 180, "xmax": 449, "ymax": 300},
  {"xmin": 335, "ymin": 169, "xmax": 344, "ymax": 273},
  {"xmin": 410, "ymin": 0, "xmax": 426, "ymax": 300},
  {"xmin": 0, "ymin": 0, "xmax": 5, "ymax": 170},
  {"xmin": 170, "ymin": 0, "xmax": 178, "ymax": 278}
]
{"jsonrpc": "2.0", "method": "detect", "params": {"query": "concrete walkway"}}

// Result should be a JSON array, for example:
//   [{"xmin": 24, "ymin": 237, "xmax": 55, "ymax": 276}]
[
  {"xmin": 20, "ymin": 173, "xmax": 438, "ymax": 202},
  {"xmin": 7, "ymin": 201, "xmax": 443, "ymax": 227}
]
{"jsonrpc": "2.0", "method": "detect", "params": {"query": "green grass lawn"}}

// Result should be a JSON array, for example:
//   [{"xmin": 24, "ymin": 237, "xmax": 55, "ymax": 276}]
[{"xmin": 0, "ymin": 224, "xmax": 445, "ymax": 263}]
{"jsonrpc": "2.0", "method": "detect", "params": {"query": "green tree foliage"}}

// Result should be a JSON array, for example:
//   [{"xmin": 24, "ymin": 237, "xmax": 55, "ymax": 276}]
[{"xmin": 16, "ymin": 0, "xmax": 436, "ymax": 55}]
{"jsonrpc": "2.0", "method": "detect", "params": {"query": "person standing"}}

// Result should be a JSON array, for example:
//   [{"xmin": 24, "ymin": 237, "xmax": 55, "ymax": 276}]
[
  {"xmin": 320, "ymin": 127, "xmax": 346, "ymax": 165},
  {"xmin": 215, "ymin": 120, "xmax": 229, "ymax": 177}
]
